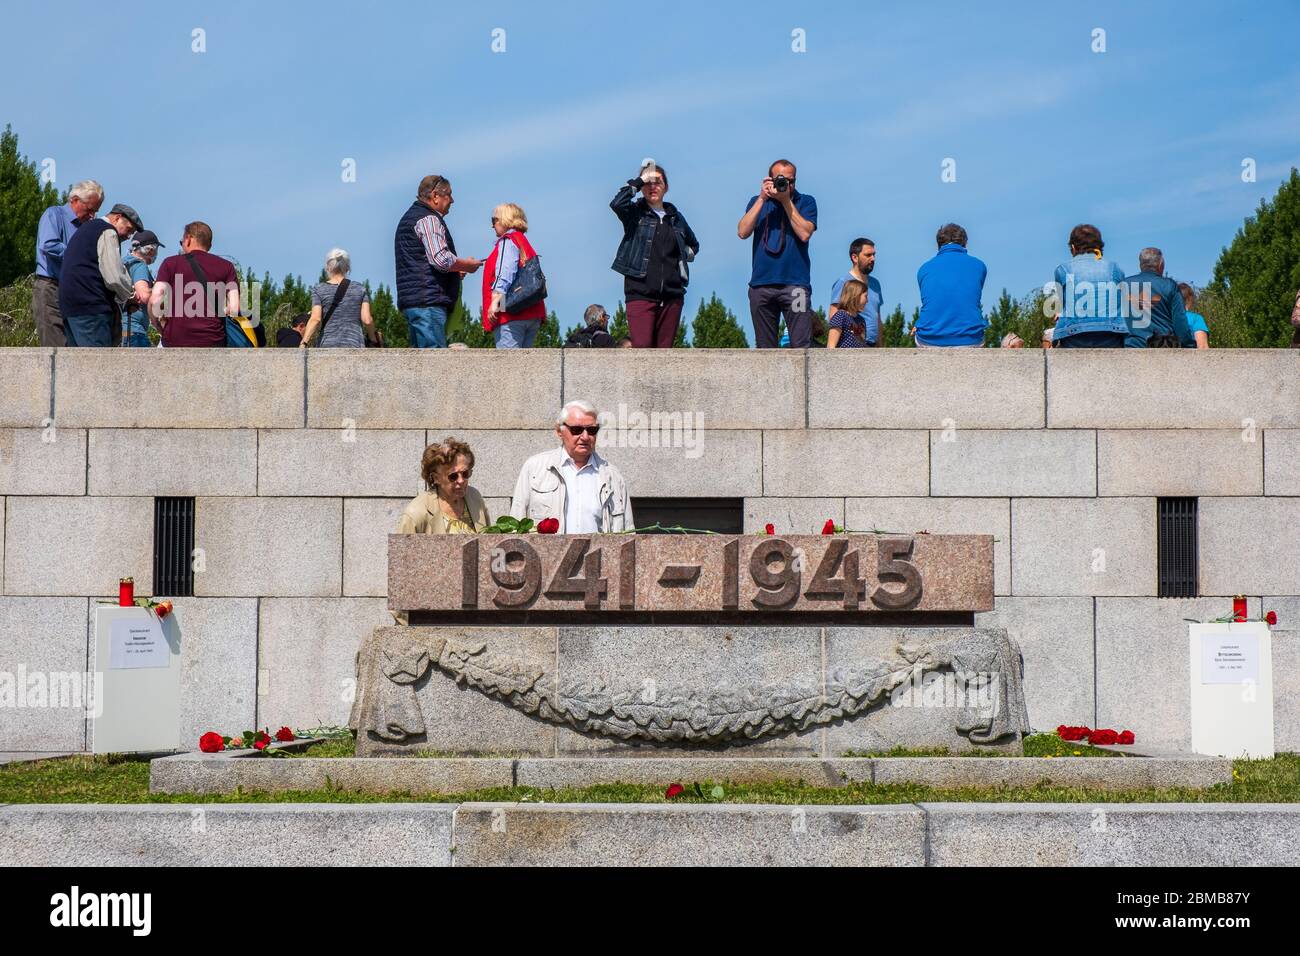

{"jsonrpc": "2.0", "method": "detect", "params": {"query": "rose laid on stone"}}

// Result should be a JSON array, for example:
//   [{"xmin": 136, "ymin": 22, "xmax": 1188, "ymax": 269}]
[
  {"xmin": 1087, "ymin": 728, "xmax": 1119, "ymax": 746},
  {"xmin": 764, "ymin": 523, "xmax": 775, "ymax": 535},
  {"xmin": 1266, "ymin": 611, "xmax": 1278, "ymax": 626},
  {"xmin": 154, "ymin": 600, "xmax": 173, "ymax": 619},
  {"xmin": 1118, "ymin": 730, "xmax": 1135, "ymax": 745},
  {"xmin": 274, "ymin": 726, "xmax": 295, "ymax": 742},
  {"xmin": 198, "ymin": 732, "xmax": 224, "ymax": 753},
  {"xmin": 665, "ymin": 783, "xmax": 685, "ymax": 799},
  {"xmin": 821, "ymin": 519, "xmax": 836, "ymax": 535},
  {"xmin": 537, "ymin": 517, "xmax": 560, "ymax": 534}
]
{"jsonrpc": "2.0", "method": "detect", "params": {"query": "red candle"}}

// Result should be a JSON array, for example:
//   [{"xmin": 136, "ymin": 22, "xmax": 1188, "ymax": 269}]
[
  {"xmin": 119, "ymin": 577, "xmax": 134, "ymax": 607},
  {"xmin": 1233, "ymin": 595, "xmax": 1247, "ymax": 622}
]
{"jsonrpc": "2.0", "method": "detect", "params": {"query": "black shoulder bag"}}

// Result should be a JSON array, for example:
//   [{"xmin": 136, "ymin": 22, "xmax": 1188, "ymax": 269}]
[{"xmin": 315, "ymin": 278, "xmax": 350, "ymax": 345}]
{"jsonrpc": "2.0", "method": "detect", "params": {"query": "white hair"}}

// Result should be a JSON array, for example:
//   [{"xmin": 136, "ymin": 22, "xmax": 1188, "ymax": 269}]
[
  {"xmin": 324, "ymin": 247, "xmax": 351, "ymax": 276},
  {"xmin": 1000, "ymin": 332, "xmax": 1023, "ymax": 348},
  {"xmin": 556, "ymin": 399, "xmax": 598, "ymax": 425},
  {"xmin": 69, "ymin": 179, "xmax": 104, "ymax": 202}
]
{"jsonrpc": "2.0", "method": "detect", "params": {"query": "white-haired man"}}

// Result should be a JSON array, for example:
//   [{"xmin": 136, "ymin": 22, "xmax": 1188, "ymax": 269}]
[
  {"xmin": 33, "ymin": 179, "xmax": 104, "ymax": 346},
  {"xmin": 510, "ymin": 400, "xmax": 633, "ymax": 532}
]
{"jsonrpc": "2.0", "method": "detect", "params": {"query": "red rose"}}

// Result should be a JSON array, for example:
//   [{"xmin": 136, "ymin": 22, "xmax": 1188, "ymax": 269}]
[
  {"xmin": 1088, "ymin": 728, "xmax": 1119, "ymax": 746},
  {"xmin": 1056, "ymin": 724, "xmax": 1091, "ymax": 742},
  {"xmin": 253, "ymin": 738, "xmax": 269, "ymax": 751},
  {"xmin": 1265, "ymin": 611, "xmax": 1278, "ymax": 627},
  {"xmin": 199, "ymin": 731, "xmax": 224, "ymax": 753},
  {"xmin": 821, "ymin": 519, "xmax": 836, "ymax": 535},
  {"xmin": 665, "ymin": 783, "xmax": 685, "ymax": 799},
  {"xmin": 1117, "ymin": 730, "xmax": 1135, "ymax": 745},
  {"xmin": 154, "ymin": 600, "xmax": 173, "ymax": 619},
  {"xmin": 764, "ymin": 523, "xmax": 775, "ymax": 535},
  {"xmin": 537, "ymin": 517, "xmax": 560, "ymax": 534},
  {"xmin": 274, "ymin": 726, "xmax": 295, "ymax": 742}
]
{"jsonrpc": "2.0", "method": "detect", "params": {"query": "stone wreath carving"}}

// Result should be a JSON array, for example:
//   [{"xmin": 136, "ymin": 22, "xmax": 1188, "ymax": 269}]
[{"xmin": 352, "ymin": 628, "xmax": 1030, "ymax": 746}]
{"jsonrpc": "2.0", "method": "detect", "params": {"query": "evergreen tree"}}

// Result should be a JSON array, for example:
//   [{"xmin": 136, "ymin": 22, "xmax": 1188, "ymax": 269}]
[
  {"xmin": 1207, "ymin": 167, "xmax": 1300, "ymax": 347},
  {"xmin": 368, "ymin": 282, "xmax": 405, "ymax": 347},
  {"xmin": 879, "ymin": 304, "xmax": 916, "ymax": 348},
  {"xmin": 535, "ymin": 310, "xmax": 562, "ymax": 347},
  {"xmin": 609, "ymin": 302, "xmax": 629, "ymax": 342},
  {"xmin": 983, "ymin": 289, "xmax": 1020, "ymax": 347},
  {"xmin": 446, "ymin": 298, "xmax": 492, "ymax": 347},
  {"xmin": 0, "ymin": 125, "xmax": 62, "ymax": 286}
]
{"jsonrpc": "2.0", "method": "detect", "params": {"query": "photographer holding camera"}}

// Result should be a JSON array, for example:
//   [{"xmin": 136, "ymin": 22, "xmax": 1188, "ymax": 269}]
[{"xmin": 737, "ymin": 159, "xmax": 817, "ymax": 348}]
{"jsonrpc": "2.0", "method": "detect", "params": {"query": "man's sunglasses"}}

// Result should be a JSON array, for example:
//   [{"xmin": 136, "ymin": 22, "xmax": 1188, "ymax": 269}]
[{"xmin": 563, "ymin": 424, "xmax": 600, "ymax": 436}]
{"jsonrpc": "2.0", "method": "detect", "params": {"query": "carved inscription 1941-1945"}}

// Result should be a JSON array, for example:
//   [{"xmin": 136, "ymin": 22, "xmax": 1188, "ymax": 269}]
[{"xmin": 388, "ymin": 533, "xmax": 994, "ymax": 614}]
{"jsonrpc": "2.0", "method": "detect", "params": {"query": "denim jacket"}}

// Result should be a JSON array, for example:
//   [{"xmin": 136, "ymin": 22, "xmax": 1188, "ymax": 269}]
[
  {"xmin": 1051, "ymin": 253, "xmax": 1130, "ymax": 339},
  {"xmin": 609, "ymin": 181, "xmax": 699, "ymax": 284}
]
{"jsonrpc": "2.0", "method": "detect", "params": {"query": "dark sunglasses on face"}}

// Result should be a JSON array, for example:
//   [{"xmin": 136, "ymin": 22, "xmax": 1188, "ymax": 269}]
[
  {"xmin": 445, "ymin": 469, "xmax": 472, "ymax": 482},
  {"xmin": 563, "ymin": 424, "xmax": 600, "ymax": 436}
]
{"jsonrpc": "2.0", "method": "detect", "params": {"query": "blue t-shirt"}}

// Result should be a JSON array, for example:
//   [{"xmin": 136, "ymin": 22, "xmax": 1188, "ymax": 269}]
[
  {"xmin": 122, "ymin": 255, "xmax": 153, "ymax": 337},
  {"xmin": 915, "ymin": 244, "xmax": 988, "ymax": 346},
  {"xmin": 830, "ymin": 273, "xmax": 882, "ymax": 345},
  {"xmin": 746, "ymin": 191, "xmax": 817, "ymax": 288},
  {"xmin": 1185, "ymin": 311, "xmax": 1208, "ymax": 346}
]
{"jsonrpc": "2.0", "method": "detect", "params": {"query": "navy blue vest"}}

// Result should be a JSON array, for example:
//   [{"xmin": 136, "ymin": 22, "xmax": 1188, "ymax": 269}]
[
  {"xmin": 58, "ymin": 218, "xmax": 118, "ymax": 317},
  {"xmin": 394, "ymin": 201, "xmax": 460, "ymax": 311}
]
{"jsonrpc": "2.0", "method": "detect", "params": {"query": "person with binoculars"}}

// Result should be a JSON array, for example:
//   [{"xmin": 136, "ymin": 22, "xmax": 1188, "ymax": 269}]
[{"xmin": 737, "ymin": 159, "xmax": 818, "ymax": 348}]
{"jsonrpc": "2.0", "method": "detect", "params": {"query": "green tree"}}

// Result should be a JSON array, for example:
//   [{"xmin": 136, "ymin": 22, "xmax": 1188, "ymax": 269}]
[
  {"xmin": 879, "ymin": 304, "xmax": 917, "ymax": 348},
  {"xmin": 446, "ymin": 298, "xmax": 492, "ymax": 347},
  {"xmin": 1207, "ymin": 167, "xmax": 1300, "ymax": 347},
  {"xmin": 367, "ymin": 282, "xmax": 406, "ymax": 347},
  {"xmin": 983, "ymin": 289, "xmax": 1020, "ymax": 347},
  {"xmin": 535, "ymin": 310, "xmax": 562, "ymax": 348},
  {"xmin": 609, "ymin": 302, "xmax": 629, "ymax": 342},
  {"xmin": 0, "ymin": 125, "xmax": 62, "ymax": 287}
]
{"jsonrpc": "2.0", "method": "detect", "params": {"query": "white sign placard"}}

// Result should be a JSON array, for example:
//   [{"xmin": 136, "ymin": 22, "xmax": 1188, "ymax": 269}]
[
  {"xmin": 1199, "ymin": 630, "xmax": 1259, "ymax": 685},
  {"xmin": 93, "ymin": 606, "xmax": 182, "ymax": 753},
  {"xmin": 1188, "ymin": 622, "xmax": 1273, "ymax": 759},
  {"xmin": 108, "ymin": 618, "xmax": 169, "ymax": 670}
]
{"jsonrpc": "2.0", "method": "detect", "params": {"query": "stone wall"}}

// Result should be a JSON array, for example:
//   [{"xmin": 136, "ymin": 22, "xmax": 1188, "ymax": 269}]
[{"xmin": 1, "ymin": 347, "xmax": 1297, "ymax": 752}]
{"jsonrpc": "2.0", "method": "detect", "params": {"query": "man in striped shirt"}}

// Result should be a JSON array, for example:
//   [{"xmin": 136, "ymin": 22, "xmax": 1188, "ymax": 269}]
[{"xmin": 394, "ymin": 174, "xmax": 481, "ymax": 347}]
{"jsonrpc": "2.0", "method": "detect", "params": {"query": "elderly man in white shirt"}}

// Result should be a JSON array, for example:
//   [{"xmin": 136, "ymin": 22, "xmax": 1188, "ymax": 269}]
[{"xmin": 510, "ymin": 399, "xmax": 633, "ymax": 533}]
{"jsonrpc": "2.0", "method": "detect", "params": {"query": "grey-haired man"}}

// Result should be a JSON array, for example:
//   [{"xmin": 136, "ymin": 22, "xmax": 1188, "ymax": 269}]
[
  {"xmin": 510, "ymin": 400, "xmax": 633, "ymax": 532},
  {"xmin": 57, "ymin": 202, "xmax": 147, "ymax": 347}
]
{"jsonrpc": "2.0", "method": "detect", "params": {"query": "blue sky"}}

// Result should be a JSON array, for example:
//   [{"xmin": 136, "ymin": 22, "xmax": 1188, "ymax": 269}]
[{"xmin": 4, "ymin": 1, "xmax": 1298, "ymax": 341}]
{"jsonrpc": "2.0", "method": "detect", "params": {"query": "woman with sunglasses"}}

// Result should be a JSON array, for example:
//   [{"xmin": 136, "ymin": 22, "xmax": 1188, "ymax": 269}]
[
  {"xmin": 397, "ymin": 438, "xmax": 491, "ymax": 534},
  {"xmin": 482, "ymin": 203, "xmax": 546, "ymax": 347},
  {"xmin": 610, "ymin": 160, "xmax": 700, "ymax": 348}
]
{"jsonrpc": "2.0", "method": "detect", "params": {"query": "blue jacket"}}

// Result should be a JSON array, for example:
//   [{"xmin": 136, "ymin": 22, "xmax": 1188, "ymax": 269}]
[
  {"xmin": 394, "ymin": 201, "xmax": 460, "ymax": 311},
  {"xmin": 1052, "ymin": 253, "xmax": 1129, "ymax": 339},
  {"xmin": 610, "ymin": 181, "xmax": 699, "ymax": 295},
  {"xmin": 1122, "ymin": 271, "xmax": 1194, "ymax": 348},
  {"xmin": 915, "ymin": 244, "xmax": 987, "ymax": 346}
]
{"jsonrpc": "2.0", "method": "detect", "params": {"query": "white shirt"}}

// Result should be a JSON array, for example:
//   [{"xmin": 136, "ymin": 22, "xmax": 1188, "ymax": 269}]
[{"xmin": 561, "ymin": 453, "xmax": 603, "ymax": 532}]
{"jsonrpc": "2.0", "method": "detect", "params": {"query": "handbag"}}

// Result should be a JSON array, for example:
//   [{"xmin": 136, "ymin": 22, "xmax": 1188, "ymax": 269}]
[
  {"xmin": 185, "ymin": 252, "xmax": 257, "ymax": 348},
  {"xmin": 502, "ymin": 235, "xmax": 547, "ymax": 313}
]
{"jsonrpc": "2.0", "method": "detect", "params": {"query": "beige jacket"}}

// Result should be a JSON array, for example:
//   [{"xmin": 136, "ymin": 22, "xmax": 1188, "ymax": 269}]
[
  {"xmin": 508, "ymin": 447, "xmax": 632, "ymax": 532},
  {"xmin": 397, "ymin": 487, "xmax": 490, "ymax": 534}
]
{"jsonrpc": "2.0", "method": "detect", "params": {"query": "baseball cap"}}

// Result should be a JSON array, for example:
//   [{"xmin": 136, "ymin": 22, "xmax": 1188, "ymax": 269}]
[
  {"xmin": 131, "ymin": 229, "xmax": 165, "ymax": 248},
  {"xmin": 108, "ymin": 203, "xmax": 144, "ymax": 232}
]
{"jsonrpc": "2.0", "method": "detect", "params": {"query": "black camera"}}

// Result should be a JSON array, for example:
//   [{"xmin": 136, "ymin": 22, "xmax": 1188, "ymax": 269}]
[{"xmin": 772, "ymin": 174, "xmax": 790, "ymax": 192}]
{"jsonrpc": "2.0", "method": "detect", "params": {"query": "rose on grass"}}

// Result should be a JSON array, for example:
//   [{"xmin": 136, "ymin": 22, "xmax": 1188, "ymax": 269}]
[
  {"xmin": 665, "ymin": 783, "xmax": 685, "ymax": 799},
  {"xmin": 1056, "ymin": 725, "xmax": 1091, "ymax": 742},
  {"xmin": 821, "ymin": 519, "xmax": 836, "ymax": 535},
  {"xmin": 199, "ymin": 732, "xmax": 224, "ymax": 753},
  {"xmin": 537, "ymin": 517, "xmax": 560, "ymax": 534},
  {"xmin": 274, "ymin": 726, "xmax": 295, "ymax": 742}
]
